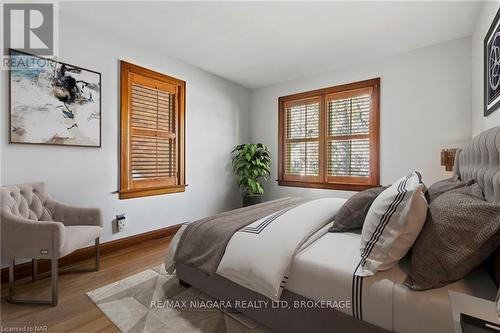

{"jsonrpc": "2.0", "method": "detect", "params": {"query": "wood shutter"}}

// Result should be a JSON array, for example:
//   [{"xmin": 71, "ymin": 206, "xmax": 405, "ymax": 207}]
[
  {"xmin": 278, "ymin": 78, "xmax": 379, "ymax": 191},
  {"xmin": 120, "ymin": 61, "xmax": 185, "ymax": 199},
  {"xmin": 325, "ymin": 87, "xmax": 374, "ymax": 185},
  {"xmin": 283, "ymin": 97, "xmax": 321, "ymax": 182}
]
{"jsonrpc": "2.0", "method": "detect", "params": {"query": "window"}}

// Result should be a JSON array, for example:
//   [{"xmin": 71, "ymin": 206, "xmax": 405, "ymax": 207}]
[
  {"xmin": 278, "ymin": 78, "xmax": 379, "ymax": 191},
  {"xmin": 119, "ymin": 61, "xmax": 185, "ymax": 199}
]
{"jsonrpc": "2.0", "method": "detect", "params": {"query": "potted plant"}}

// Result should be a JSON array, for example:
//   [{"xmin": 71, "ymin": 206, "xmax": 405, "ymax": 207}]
[{"xmin": 231, "ymin": 143, "xmax": 271, "ymax": 207}]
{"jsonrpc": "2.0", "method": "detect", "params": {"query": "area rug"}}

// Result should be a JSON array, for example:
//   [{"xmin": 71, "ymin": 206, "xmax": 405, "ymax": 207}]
[{"xmin": 87, "ymin": 265, "xmax": 272, "ymax": 333}]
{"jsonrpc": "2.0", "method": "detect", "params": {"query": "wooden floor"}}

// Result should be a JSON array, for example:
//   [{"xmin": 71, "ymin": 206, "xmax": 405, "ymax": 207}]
[{"xmin": 0, "ymin": 236, "xmax": 172, "ymax": 332}]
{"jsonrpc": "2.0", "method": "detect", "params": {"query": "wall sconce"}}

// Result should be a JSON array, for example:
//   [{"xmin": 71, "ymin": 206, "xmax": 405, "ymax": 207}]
[{"xmin": 441, "ymin": 148, "xmax": 457, "ymax": 172}]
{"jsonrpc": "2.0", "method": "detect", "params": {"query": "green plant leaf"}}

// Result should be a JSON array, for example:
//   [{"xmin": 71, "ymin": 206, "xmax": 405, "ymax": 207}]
[
  {"xmin": 231, "ymin": 142, "xmax": 271, "ymax": 195},
  {"xmin": 255, "ymin": 182, "xmax": 264, "ymax": 194}
]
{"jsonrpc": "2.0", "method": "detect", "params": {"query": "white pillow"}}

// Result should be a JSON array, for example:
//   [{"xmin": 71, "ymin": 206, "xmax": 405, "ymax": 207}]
[{"xmin": 356, "ymin": 171, "xmax": 428, "ymax": 276}]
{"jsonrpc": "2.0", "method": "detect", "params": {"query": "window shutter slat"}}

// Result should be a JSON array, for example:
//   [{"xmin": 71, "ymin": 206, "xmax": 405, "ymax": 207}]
[
  {"xmin": 284, "ymin": 98, "xmax": 320, "ymax": 177},
  {"xmin": 328, "ymin": 139, "xmax": 370, "ymax": 177},
  {"xmin": 131, "ymin": 136, "xmax": 157, "ymax": 179},
  {"xmin": 286, "ymin": 141, "xmax": 319, "ymax": 176},
  {"xmin": 328, "ymin": 95, "xmax": 371, "ymax": 137},
  {"xmin": 120, "ymin": 61, "xmax": 186, "ymax": 199},
  {"xmin": 129, "ymin": 80, "xmax": 177, "ymax": 184},
  {"xmin": 286, "ymin": 102, "xmax": 319, "ymax": 139},
  {"xmin": 326, "ymin": 89, "xmax": 372, "ymax": 178}
]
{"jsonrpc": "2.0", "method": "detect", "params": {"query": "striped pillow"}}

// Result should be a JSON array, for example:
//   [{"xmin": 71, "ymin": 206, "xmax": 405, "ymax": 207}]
[{"xmin": 356, "ymin": 171, "xmax": 428, "ymax": 277}]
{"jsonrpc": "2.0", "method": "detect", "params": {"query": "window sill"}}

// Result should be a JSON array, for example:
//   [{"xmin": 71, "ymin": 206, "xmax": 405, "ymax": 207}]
[
  {"xmin": 277, "ymin": 180, "xmax": 379, "ymax": 192},
  {"xmin": 119, "ymin": 184, "xmax": 187, "ymax": 199}
]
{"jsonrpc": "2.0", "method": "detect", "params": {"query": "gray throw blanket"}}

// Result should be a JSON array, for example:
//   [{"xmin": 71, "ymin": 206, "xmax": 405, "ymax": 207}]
[{"xmin": 174, "ymin": 197, "xmax": 307, "ymax": 275}]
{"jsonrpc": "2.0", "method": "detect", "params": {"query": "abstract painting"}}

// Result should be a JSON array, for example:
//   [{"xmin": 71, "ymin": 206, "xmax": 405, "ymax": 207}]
[
  {"xmin": 485, "ymin": 8, "xmax": 500, "ymax": 117},
  {"xmin": 9, "ymin": 49, "xmax": 101, "ymax": 147}
]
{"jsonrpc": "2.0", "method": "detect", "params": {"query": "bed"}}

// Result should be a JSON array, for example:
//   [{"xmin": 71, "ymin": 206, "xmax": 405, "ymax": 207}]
[{"xmin": 166, "ymin": 125, "xmax": 500, "ymax": 333}]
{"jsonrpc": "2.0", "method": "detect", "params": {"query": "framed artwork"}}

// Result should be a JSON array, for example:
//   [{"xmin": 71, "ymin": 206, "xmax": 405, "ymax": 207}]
[
  {"xmin": 485, "ymin": 7, "xmax": 500, "ymax": 117},
  {"xmin": 9, "ymin": 49, "xmax": 101, "ymax": 147}
]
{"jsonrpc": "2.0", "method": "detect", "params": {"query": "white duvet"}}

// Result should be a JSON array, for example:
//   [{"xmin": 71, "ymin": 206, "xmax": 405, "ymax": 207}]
[
  {"xmin": 286, "ymin": 231, "xmax": 497, "ymax": 333},
  {"xmin": 216, "ymin": 197, "xmax": 347, "ymax": 301},
  {"xmin": 165, "ymin": 197, "xmax": 497, "ymax": 332}
]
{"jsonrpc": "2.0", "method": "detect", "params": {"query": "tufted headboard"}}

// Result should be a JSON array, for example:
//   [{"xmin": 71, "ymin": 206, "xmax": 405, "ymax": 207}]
[{"xmin": 453, "ymin": 126, "xmax": 500, "ymax": 204}]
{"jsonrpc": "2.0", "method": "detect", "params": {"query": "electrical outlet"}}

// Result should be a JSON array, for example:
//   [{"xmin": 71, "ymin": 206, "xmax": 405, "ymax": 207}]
[{"xmin": 116, "ymin": 214, "xmax": 126, "ymax": 232}]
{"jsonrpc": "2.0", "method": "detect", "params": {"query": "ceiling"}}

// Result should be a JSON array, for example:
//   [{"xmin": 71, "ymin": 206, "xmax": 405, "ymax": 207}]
[{"xmin": 60, "ymin": 1, "xmax": 483, "ymax": 89}]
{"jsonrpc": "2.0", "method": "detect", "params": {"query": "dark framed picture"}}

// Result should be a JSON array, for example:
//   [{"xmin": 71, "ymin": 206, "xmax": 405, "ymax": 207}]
[
  {"xmin": 9, "ymin": 49, "xmax": 101, "ymax": 147},
  {"xmin": 484, "ymin": 8, "xmax": 500, "ymax": 117}
]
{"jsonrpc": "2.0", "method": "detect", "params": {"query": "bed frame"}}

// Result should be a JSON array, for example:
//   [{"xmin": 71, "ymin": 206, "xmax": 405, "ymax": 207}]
[
  {"xmin": 178, "ymin": 125, "xmax": 500, "ymax": 333},
  {"xmin": 176, "ymin": 263, "xmax": 387, "ymax": 333}
]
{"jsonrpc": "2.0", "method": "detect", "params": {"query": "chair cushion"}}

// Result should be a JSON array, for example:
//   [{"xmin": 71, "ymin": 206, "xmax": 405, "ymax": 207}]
[
  {"xmin": 1, "ymin": 182, "xmax": 52, "ymax": 221},
  {"xmin": 60, "ymin": 225, "xmax": 103, "ymax": 257}
]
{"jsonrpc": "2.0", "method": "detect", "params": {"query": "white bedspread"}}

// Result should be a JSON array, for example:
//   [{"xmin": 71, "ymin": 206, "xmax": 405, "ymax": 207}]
[
  {"xmin": 286, "ymin": 232, "xmax": 497, "ymax": 333},
  {"xmin": 216, "ymin": 198, "xmax": 347, "ymax": 301},
  {"xmin": 165, "ymin": 199, "xmax": 497, "ymax": 333}
]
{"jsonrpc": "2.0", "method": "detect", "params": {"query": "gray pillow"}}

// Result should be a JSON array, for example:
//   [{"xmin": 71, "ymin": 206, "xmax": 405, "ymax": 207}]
[
  {"xmin": 426, "ymin": 177, "xmax": 474, "ymax": 203},
  {"xmin": 405, "ymin": 184, "xmax": 500, "ymax": 290},
  {"xmin": 329, "ymin": 186, "xmax": 387, "ymax": 232}
]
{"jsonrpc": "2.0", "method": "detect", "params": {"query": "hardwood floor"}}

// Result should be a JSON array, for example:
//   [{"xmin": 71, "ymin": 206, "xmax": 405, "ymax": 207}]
[{"xmin": 1, "ymin": 236, "xmax": 172, "ymax": 333}]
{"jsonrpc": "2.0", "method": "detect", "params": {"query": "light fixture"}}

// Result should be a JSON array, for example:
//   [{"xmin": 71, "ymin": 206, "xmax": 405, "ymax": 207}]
[{"xmin": 440, "ymin": 148, "xmax": 457, "ymax": 172}]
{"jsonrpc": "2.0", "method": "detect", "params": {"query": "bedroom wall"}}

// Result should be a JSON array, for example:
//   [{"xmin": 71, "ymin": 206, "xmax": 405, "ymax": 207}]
[
  {"xmin": 0, "ymin": 14, "xmax": 250, "ymax": 265},
  {"xmin": 249, "ymin": 37, "xmax": 473, "ymax": 201},
  {"xmin": 471, "ymin": 0, "xmax": 500, "ymax": 137}
]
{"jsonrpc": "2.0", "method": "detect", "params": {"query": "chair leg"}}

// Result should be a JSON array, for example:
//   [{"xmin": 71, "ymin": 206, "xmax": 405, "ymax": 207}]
[
  {"xmin": 59, "ymin": 237, "xmax": 101, "ymax": 274},
  {"xmin": 7, "ymin": 258, "xmax": 58, "ymax": 306},
  {"xmin": 32, "ymin": 259, "xmax": 38, "ymax": 282},
  {"xmin": 95, "ymin": 237, "xmax": 100, "ymax": 271},
  {"xmin": 51, "ymin": 259, "xmax": 58, "ymax": 306}
]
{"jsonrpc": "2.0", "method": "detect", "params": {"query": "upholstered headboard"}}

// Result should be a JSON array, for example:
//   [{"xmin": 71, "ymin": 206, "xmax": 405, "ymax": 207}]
[
  {"xmin": 454, "ymin": 126, "xmax": 500, "ymax": 286},
  {"xmin": 453, "ymin": 126, "xmax": 500, "ymax": 204}
]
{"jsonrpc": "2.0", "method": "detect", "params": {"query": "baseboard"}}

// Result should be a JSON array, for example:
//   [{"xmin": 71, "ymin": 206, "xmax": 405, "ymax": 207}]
[{"xmin": 0, "ymin": 223, "xmax": 181, "ymax": 284}]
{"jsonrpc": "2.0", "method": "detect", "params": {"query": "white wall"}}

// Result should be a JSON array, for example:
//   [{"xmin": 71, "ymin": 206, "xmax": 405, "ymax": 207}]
[
  {"xmin": 472, "ymin": 0, "xmax": 500, "ymax": 136},
  {"xmin": 0, "ymin": 14, "xmax": 250, "ymax": 254},
  {"xmin": 0, "ymin": 9, "xmax": 482, "ymax": 268},
  {"xmin": 249, "ymin": 38, "xmax": 473, "ymax": 201}
]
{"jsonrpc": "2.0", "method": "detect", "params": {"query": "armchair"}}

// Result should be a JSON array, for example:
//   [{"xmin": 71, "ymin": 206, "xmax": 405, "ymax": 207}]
[{"xmin": 1, "ymin": 182, "xmax": 103, "ymax": 306}]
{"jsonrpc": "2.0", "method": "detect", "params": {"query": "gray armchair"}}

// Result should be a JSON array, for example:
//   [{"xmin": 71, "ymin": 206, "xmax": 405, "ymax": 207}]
[{"xmin": 1, "ymin": 182, "xmax": 103, "ymax": 306}]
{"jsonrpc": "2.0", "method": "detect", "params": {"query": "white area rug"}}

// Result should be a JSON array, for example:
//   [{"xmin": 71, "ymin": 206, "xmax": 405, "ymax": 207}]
[{"xmin": 87, "ymin": 265, "xmax": 272, "ymax": 333}]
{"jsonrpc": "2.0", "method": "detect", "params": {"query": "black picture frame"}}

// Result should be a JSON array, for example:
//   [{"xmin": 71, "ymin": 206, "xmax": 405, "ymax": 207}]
[
  {"xmin": 9, "ymin": 49, "xmax": 102, "ymax": 147},
  {"xmin": 484, "ymin": 7, "xmax": 500, "ymax": 117}
]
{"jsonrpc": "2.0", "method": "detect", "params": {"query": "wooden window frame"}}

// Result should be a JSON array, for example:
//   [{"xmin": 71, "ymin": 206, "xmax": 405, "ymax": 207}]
[
  {"xmin": 278, "ymin": 78, "xmax": 380, "ymax": 192},
  {"xmin": 119, "ymin": 61, "xmax": 186, "ymax": 199},
  {"xmin": 283, "ymin": 96, "xmax": 321, "ymax": 183}
]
